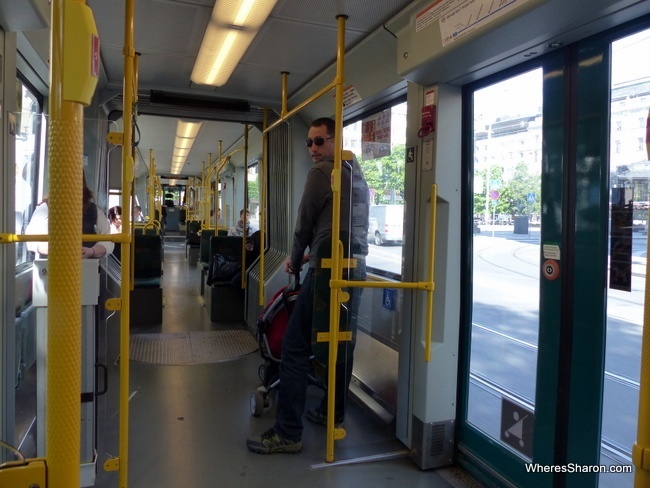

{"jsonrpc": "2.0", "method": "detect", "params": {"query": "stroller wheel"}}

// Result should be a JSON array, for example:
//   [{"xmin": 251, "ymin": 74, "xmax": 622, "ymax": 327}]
[
  {"xmin": 250, "ymin": 391, "xmax": 265, "ymax": 417},
  {"xmin": 258, "ymin": 364, "xmax": 265, "ymax": 382}
]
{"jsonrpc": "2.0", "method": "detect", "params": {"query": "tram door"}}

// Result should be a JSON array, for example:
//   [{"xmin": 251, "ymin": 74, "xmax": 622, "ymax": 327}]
[{"xmin": 459, "ymin": 24, "xmax": 649, "ymax": 487}]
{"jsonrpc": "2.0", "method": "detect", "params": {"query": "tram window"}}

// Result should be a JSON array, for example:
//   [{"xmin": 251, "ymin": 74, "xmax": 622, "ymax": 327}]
[
  {"xmin": 15, "ymin": 78, "xmax": 43, "ymax": 269},
  {"xmin": 247, "ymin": 163, "xmax": 260, "ymax": 231},
  {"xmin": 343, "ymin": 101, "xmax": 407, "ymax": 278},
  {"xmin": 600, "ymin": 29, "xmax": 650, "ymax": 479}
]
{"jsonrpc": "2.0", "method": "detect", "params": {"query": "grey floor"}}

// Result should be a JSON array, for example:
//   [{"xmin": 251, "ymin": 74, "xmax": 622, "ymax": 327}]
[{"xmin": 93, "ymin": 235, "xmax": 483, "ymax": 488}]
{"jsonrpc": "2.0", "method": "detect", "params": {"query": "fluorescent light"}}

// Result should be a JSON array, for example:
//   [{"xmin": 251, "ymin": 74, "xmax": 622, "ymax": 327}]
[
  {"xmin": 177, "ymin": 120, "xmax": 201, "ymax": 139},
  {"xmin": 171, "ymin": 120, "xmax": 202, "ymax": 175},
  {"xmin": 191, "ymin": 0, "xmax": 277, "ymax": 86}
]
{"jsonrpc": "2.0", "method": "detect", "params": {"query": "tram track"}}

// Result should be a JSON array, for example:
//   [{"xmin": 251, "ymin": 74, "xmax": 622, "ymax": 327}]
[
  {"xmin": 472, "ymin": 321, "xmax": 640, "ymax": 389},
  {"xmin": 475, "ymin": 241, "xmax": 539, "ymax": 280}
]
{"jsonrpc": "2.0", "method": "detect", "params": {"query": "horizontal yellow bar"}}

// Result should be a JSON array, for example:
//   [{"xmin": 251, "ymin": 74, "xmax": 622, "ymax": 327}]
[
  {"xmin": 0, "ymin": 233, "xmax": 130, "ymax": 244},
  {"xmin": 316, "ymin": 331, "xmax": 353, "ymax": 343},
  {"xmin": 331, "ymin": 279, "xmax": 434, "ymax": 291},
  {"xmin": 263, "ymin": 82, "xmax": 335, "ymax": 134}
]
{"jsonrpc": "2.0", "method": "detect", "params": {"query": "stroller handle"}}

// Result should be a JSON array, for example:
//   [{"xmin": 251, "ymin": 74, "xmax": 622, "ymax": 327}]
[{"xmin": 288, "ymin": 271, "xmax": 300, "ymax": 292}]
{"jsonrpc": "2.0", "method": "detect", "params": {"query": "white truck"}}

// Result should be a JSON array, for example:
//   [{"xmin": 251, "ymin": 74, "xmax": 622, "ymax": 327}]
[{"xmin": 368, "ymin": 204, "xmax": 404, "ymax": 246}]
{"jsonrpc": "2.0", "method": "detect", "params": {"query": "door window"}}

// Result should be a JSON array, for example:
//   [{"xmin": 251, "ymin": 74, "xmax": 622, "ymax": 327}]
[
  {"xmin": 467, "ymin": 68, "xmax": 543, "ymax": 457},
  {"xmin": 600, "ymin": 27, "xmax": 650, "ymax": 487}
]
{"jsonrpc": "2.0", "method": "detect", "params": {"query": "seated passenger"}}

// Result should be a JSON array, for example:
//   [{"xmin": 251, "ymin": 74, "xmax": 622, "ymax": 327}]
[
  {"xmin": 230, "ymin": 230, "xmax": 261, "ymax": 289},
  {"xmin": 228, "ymin": 209, "xmax": 252, "ymax": 236},
  {"xmin": 133, "ymin": 205, "xmax": 145, "ymax": 222},
  {"xmin": 108, "ymin": 205, "xmax": 122, "ymax": 234}
]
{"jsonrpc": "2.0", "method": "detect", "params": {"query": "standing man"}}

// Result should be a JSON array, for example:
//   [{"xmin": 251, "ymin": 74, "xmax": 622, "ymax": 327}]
[{"xmin": 247, "ymin": 117, "xmax": 369, "ymax": 454}]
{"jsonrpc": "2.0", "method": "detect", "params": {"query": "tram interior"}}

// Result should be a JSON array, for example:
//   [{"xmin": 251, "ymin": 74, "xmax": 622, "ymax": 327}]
[{"xmin": 3, "ymin": 0, "xmax": 650, "ymax": 487}]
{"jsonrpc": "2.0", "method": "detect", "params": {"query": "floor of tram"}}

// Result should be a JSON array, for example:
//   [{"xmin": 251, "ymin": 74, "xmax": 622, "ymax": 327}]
[{"xmin": 93, "ymin": 233, "xmax": 481, "ymax": 488}]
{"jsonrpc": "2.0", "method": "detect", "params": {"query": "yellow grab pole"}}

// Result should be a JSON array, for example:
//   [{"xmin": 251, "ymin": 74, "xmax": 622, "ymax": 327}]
[
  {"xmin": 47, "ymin": 1, "xmax": 85, "ymax": 485},
  {"xmin": 205, "ymin": 153, "xmax": 213, "ymax": 229},
  {"xmin": 148, "ymin": 149, "xmax": 156, "ymax": 223},
  {"xmin": 633, "ymin": 108, "xmax": 650, "ymax": 486},
  {"xmin": 325, "ymin": 14, "xmax": 348, "ymax": 464},
  {"xmin": 241, "ymin": 125, "xmax": 249, "ymax": 289},
  {"xmin": 259, "ymin": 110, "xmax": 269, "ymax": 305},
  {"xmin": 264, "ymin": 83, "xmax": 335, "ymax": 135},
  {"xmin": 118, "ymin": 1, "xmax": 135, "ymax": 486},
  {"xmin": 424, "ymin": 184, "xmax": 437, "ymax": 362},
  {"xmin": 281, "ymin": 71, "xmax": 289, "ymax": 118}
]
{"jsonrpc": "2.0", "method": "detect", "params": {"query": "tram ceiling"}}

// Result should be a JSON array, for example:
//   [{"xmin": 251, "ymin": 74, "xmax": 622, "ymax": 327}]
[{"xmin": 86, "ymin": 0, "xmax": 413, "ymax": 178}]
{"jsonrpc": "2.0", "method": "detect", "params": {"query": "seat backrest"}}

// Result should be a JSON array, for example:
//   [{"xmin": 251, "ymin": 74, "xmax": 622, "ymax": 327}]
[
  {"xmin": 186, "ymin": 220, "xmax": 201, "ymax": 237},
  {"xmin": 133, "ymin": 234, "xmax": 163, "ymax": 281},
  {"xmin": 199, "ymin": 229, "xmax": 216, "ymax": 264},
  {"xmin": 210, "ymin": 235, "xmax": 243, "ymax": 262},
  {"xmin": 135, "ymin": 227, "xmax": 159, "ymax": 236}
]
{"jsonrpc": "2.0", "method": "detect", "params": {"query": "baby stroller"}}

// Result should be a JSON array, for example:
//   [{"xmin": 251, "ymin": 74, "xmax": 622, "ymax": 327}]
[{"xmin": 250, "ymin": 275, "xmax": 325, "ymax": 416}]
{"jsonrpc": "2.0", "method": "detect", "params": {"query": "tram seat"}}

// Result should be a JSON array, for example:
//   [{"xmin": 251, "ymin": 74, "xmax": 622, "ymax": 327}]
[
  {"xmin": 134, "ymin": 226, "xmax": 159, "ymax": 236},
  {"xmin": 186, "ymin": 220, "xmax": 201, "ymax": 262},
  {"xmin": 130, "ymin": 234, "xmax": 163, "ymax": 327},
  {"xmin": 133, "ymin": 234, "xmax": 163, "ymax": 287},
  {"xmin": 205, "ymin": 236, "xmax": 244, "ymax": 323},
  {"xmin": 217, "ymin": 229, "xmax": 228, "ymax": 236},
  {"xmin": 198, "ymin": 229, "xmax": 216, "ymax": 293}
]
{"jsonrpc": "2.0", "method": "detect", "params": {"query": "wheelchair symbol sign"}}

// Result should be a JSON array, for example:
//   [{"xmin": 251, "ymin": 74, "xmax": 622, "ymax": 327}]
[{"xmin": 382, "ymin": 288, "xmax": 397, "ymax": 311}]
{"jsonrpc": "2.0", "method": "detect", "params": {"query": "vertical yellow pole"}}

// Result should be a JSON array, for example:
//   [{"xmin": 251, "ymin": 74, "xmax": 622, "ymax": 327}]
[
  {"xmin": 201, "ymin": 160, "xmax": 207, "ymax": 228},
  {"xmin": 633, "ymin": 108, "xmax": 650, "ymax": 486},
  {"xmin": 281, "ymin": 72, "xmax": 289, "ymax": 118},
  {"xmin": 118, "ymin": 1, "xmax": 135, "ymax": 486},
  {"xmin": 241, "ymin": 125, "xmax": 249, "ymax": 288},
  {"xmin": 259, "ymin": 109, "xmax": 268, "ymax": 305},
  {"xmin": 325, "ymin": 14, "xmax": 347, "ymax": 463},
  {"xmin": 204, "ymin": 153, "xmax": 212, "ymax": 229},
  {"xmin": 148, "ymin": 149, "xmax": 156, "ymax": 223},
  {"xmin": 424, "ymin": 184, "xmax": 437, "ymax": 362},
  {"xmin": 48, "ymin": 1, "xmax": 84, "ymax": 485},
  {"xmin": 217, "ymin": 141, "xmax": 223, "ymax": 228}
]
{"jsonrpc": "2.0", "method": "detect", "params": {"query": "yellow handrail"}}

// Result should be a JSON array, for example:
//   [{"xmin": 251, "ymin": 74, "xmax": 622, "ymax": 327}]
[{"xmin": 258, "ymin": 109, "xmax": 269, "ymax": 305}]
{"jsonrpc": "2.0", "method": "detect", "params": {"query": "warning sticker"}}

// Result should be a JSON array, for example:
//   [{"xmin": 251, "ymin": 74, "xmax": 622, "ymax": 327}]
[{"xmin": 542, "ymin": 244, "xmax": 560, "ymax": 260}]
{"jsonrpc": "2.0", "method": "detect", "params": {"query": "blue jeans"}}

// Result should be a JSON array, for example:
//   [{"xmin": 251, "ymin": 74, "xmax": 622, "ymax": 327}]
[
  {"xmin": 316, "ymin": 255, "xmax": 366, "ymax": 417},
  {"xmin": 273, "ymin": 268, "xmax": 316, "ymax": 441},
  {"xmin": 273, "ymin": 257, "xmax": 366, "ymax": 440}
]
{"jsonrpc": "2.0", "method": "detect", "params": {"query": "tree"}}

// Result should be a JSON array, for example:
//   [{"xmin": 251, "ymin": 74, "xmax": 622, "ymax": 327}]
[
  {"xmin": 474, "ymin": 165, "xmax": 505, "ymax": 220},
  {"xmin": 357, "ymin": 144, "xmax": 406, "ymax": 205},
  {"xmin": 247, "ymin": 178, "xmax": 259, "ymax": 201},
  {"xmin": 500, "ymin": 163, "xmax": 541, "ymax": 216},
  {"xmin": 474, "ymin": 163, "xmax": 541, "ymax": 219}
]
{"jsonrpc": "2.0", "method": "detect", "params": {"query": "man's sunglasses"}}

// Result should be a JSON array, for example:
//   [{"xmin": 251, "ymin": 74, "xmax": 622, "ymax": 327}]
[{"xmin": 305, "ymin": 136, "xmax": 333, "ymax": 147}]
